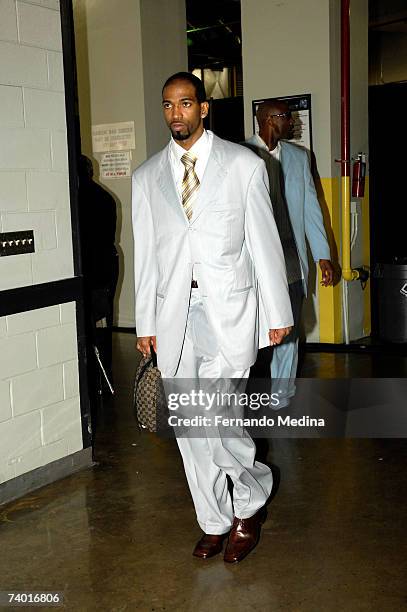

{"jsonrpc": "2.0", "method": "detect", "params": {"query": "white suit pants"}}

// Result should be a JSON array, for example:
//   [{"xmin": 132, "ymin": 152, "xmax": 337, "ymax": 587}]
[{"xmin": 165, "ymin": 289, "xmax": 273, "ymax": 535}]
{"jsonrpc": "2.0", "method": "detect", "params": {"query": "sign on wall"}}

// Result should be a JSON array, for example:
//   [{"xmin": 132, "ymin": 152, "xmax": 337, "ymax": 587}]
[
  {"xmin": 91, "ymin": 121, "xmax": 135, "ymax": 153},
  {"xmin": 100, "ymin": 151, "xmax": 131, "ymax": 179},
  {"xmin": 252, "ymin": 94, "xmax": 312, "ymax": 152}
]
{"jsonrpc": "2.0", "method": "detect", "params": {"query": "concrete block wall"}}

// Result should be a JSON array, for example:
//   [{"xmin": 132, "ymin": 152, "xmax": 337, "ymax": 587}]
[
  {"xmin": 0, "ymin": 0, "xmax": 74, "ymax": 288},
  {"xmin": 0, "ymin": 303, "xmax": 83, "ymax": 484},
  {"xmin": 0, "ymin": 0, "xmax": 84, "ymax": 488}
]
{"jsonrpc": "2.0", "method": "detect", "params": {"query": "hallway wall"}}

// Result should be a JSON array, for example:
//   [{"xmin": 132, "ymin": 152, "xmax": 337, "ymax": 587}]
[
  {"xmin": 0, "ymin": 0, "xmax": 83, "ymax": 490},
  {"xmin": 241, "ymin": 0, "xmax": 370, "ymax": 343},
  {"xmin": 0, "ymin": 0, "xmax": 74, "ymax": 287},
  {"xmin": 73, "ymin": 0, "xmax": 187, "ymax": 328},
  {"xmin": 73, "ymin": 0, "xmax": 371, "ymax": 341}
]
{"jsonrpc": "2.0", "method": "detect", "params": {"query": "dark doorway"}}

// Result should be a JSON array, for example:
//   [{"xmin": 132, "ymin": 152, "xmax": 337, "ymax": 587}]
[
  {"xmin": 368, "ymin": 82, "xmax": 407, "ymax": 334},
  {"xmin": 206, "ymin": 96, "xmax": 244, "ymax": 143},
  {"xmin": 186, "ymin": 0, "xmax": 244, "ymax": 142}
]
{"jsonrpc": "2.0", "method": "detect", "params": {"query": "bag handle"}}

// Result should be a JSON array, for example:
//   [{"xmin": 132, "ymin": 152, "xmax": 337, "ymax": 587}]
[
  {"xmin": 150, "ymin": 344, "xmax": 158, "ymax": 368},
  {"xmin": 134, "ymin": 344, "xmax": 157, "ymax": 388},
  {"xmin": 134, "ymin": 343, "xmax": 157, "ymax": 391}
]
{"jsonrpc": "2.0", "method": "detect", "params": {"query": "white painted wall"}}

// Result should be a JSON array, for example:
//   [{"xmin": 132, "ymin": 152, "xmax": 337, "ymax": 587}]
[
  {"xmin": 73, "ymin": 0, "xmax": 145, "ymax": 328},
  {"xmin": 0, "ymin": 303, "xmax": 82, "ymax": 484},
  {"xmin": 0, "ymin": 0, "xmax": 74, "ymax": 286},
  {"xmin": 241, "ymin": 0, "xmax": 339, "ymax": 341},
  {"xmin": 241, "ymin": 0, "xmax": 339, "ymax": 178},
  {"xmin": 0, "ymin": 0, "xmax": 83, "ymax": 485},
  {"xmin": 140, "ymin": 0, "xmax": 187, "ymax": 157},
  {"xmin": 241, "ymin": 0, "xmax": 369, "ymax": 342}
]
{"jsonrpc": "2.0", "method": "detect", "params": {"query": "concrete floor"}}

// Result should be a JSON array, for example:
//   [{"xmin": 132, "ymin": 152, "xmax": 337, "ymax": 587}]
[{"xmin": 1, "ymin": 332, "xmax": 407, "ymax": 611}]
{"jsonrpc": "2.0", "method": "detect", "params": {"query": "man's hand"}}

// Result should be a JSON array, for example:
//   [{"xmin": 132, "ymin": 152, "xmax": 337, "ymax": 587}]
[
  {"xmin": 136, "ymin": 335, "xmax": 157, "ymax": 358},
  {"xmin": 319, "ymin": 259, "xmax": 334, "ymax": 286},
  {"xmin": 268, "ymin": 327, "xmax": 292, "ymax": 346}
]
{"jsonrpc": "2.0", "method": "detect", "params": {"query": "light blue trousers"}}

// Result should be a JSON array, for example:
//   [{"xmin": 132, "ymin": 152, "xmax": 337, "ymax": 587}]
[{"xmin": 271, "ymin": 280, "xmax": 304, "ymax": 409}]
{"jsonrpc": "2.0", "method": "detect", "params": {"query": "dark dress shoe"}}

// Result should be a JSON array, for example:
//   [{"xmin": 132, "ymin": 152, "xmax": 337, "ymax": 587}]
[
  {"xmin": 193, "ymin": 534, "xmax": 228, "ymax": 559},
  {"xmin": 223, "ymin": 507, "xmax": 267, "ymax": 563}
]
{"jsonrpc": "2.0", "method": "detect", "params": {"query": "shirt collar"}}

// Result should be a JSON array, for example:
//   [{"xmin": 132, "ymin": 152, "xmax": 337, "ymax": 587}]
[
  {"xmin": 252, "ymin": 133, "xmax": 269, "ymax": 151},
  {"xmin": 252, "ymin": 133, "xmax": 281, "ymax": 156},
  {"xmin": 170, "ymin": 129, "xmax": 209, "ymax": 162}
]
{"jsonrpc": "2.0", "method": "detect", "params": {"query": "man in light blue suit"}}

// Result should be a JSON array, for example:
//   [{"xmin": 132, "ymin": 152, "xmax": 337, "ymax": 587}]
[{"xmin": 245, "ymin": 99, "xmax": 334, "ymax": 407}]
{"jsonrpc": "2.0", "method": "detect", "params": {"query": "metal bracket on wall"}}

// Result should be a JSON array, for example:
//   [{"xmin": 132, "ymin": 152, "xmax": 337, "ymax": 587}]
[{"xmin": 0, "ymin": 231, "xmax": 35, "ymax": 256}]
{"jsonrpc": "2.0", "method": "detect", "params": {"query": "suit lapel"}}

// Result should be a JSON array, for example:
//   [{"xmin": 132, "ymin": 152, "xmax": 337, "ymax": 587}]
[
  {"xmin": 245, "ymin": 136, "xmax": 287, "ymax": 181},
  {"xmin": 155, "ymin": 135, "xmax": 229, "ymax": 225},
  {"xmin": 280, "ymin": 141, "xmax": 292, "ymax": 180},
  {"xmin": 190, "ymin": 135, "xmax": 228, "ymax": 224},
  {"xmin": 156, "ymin": 145, "xmax": 187, "ymax": 222}
]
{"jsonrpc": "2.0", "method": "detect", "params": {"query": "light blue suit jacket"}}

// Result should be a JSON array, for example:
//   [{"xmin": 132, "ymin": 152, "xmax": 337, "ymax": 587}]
[{"xmin": 245, "ymin": 136, "xmax": 331, "ymax": 295}]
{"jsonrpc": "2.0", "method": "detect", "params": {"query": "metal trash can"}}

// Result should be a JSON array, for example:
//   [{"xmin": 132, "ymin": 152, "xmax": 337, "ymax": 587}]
[{"xmin": 374, "ymin": 263, "xmax": 407, "ymax": 343}]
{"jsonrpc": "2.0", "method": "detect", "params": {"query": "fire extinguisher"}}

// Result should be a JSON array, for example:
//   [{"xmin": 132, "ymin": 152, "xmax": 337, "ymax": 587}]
[{"xmin": 352, "ymin": 153, "xmax": 366, "ymax": 198}]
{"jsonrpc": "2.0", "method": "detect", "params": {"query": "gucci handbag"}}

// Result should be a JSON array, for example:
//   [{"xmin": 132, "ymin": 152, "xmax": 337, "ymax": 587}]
[{"xmin": 133, "ymin": 346, "xmax": 167, "ymax": 433}]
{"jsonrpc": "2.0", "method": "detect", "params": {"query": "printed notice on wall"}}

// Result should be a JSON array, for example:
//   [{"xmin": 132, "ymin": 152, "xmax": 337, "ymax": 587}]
[
  {"xmin": 92, "ymin": 121, "xmax": 135, "ymax": 153},
  {"xmin": 100, "ymin": 151, "xmax": 131, "ymax": 179}
]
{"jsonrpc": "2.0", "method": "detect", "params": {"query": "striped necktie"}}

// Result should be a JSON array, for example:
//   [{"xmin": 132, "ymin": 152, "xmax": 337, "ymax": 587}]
[{"xmin": 181, "ymin": 152, "xmax": 199, "ymax": 221}]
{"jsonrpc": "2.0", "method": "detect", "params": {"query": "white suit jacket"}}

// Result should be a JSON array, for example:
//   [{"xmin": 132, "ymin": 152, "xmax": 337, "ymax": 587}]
[{"xmin": 132, "ymin": 133, "xmax": 293, "ymax": 376}]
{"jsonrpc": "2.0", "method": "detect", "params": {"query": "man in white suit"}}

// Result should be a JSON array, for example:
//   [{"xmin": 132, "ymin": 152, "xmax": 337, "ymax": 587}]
[
  {"xmin": 245, "ymin": 99, "xmax": 334, "ymax": 407},
  {"xmin": 132, "ymin": 73, "xmax": 293, "ymax": 563}
]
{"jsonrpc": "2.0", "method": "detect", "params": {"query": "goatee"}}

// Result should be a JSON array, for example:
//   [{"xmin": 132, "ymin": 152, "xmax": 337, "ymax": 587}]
[{"xmin": 172, "ymin": 129, "xmax": 190, "ymax": 141}]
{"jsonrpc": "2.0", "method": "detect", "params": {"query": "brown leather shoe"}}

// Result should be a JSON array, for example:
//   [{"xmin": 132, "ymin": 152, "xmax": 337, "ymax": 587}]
[
  {"xmin": 192, "ymin": 533, "xmax": 228, "ymax": 559},
  {"xmin": 223, "ymin": 507, "xmax": 267, "ymax": 563}
]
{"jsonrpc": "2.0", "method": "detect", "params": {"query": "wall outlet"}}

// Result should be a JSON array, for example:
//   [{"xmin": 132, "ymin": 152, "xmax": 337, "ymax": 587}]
[{"xmin": 0, "ymin": 231, "xmax": 35, "ymax": 256}]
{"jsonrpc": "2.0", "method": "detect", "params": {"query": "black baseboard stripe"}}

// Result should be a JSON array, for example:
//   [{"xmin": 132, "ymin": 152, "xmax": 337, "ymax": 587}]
[
  {"xmin": 0, "ymin": 277, "xmax": 83, "ymax": 318},
  {"xmin": 0, "ymin": 448, "xmax": 94, "ymax": 507}
]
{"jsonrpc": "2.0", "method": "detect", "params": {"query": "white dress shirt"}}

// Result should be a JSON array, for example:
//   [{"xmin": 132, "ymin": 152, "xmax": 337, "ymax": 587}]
[
  {"xmin": 169, "ymin": 129, "xmax": 213, "ymax": 202},
  {"xmin": 169, "ymin": 130, "xmax": 213, "ymax": 282},
  {"xmin": 251, "ymin": 132, "xmax": 281, "ymax": 160}
]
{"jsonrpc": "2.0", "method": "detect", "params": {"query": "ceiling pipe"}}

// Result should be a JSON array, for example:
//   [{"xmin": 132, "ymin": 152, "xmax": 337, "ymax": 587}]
[
  {"xmin": 186, "ymin": 20, "xmax": 240, "ymax": 34},
  {"xmin": 340, "ymin": 0, "xmax": 360, "ymax": 282}
]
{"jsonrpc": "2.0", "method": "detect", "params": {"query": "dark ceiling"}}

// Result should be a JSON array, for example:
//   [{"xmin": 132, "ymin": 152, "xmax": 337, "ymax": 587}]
[
  {"xmin": 369, "ymin": 0, "xmax": 407, "ymax": 32},
  {"xmin": 185, "ymin": 0, "xmax": 407, "ymax": 70},
  {"xmin": 186, "ymin": 0, "xmax": 242, "ymax": 69},
  {"xmin": 369, "ymin": 0, "xmax": 407, "ymax": 21}
]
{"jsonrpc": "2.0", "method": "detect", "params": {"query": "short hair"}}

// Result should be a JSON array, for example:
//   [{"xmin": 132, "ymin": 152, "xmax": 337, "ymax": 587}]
[{"xmin": 162, "ymin": 72, "xmax": 207, "ymax": 103}]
